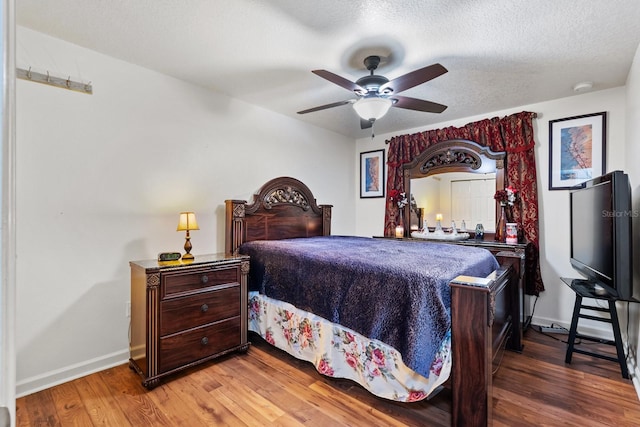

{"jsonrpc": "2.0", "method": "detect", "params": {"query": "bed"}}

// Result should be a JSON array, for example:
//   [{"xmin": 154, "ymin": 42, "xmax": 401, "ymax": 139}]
[{"xmin": 225, "ymin": 176, "xmax": 522, "ymax": 427}]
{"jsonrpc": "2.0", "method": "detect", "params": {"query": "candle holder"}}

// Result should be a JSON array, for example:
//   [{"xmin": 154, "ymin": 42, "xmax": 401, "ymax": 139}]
[{"xmin": 435, "ymin": 213, "xmax": 443, "ymax": 233}]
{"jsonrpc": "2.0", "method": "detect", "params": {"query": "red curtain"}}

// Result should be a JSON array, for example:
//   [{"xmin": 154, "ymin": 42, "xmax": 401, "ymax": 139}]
[{"xmin": 384, "ymin": 111, "xmax": 544, "ymax": 295}]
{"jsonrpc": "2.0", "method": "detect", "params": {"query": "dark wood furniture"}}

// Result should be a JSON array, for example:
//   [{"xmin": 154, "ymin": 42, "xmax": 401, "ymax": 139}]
[
  {"xmin": 457, "ymin": 240, "xmax": 530, "ymax": 341},
  {"xmin": 129, "ymin": 253, "xmax": 250, "ymax": 388},
  {"xmin": 402, "ymin": 139, "xmax": 506, "ymax": 237},
  {"xmin": 399, "ymin": 138, "xmax": 532, "ymax": 342},
  {"xmin": 225, "ymin": 176, "xmax": 521, "ymax": 427},
  {"xmin": 562, "ymin": 278, "xmax": 629, "ymax": 379}
]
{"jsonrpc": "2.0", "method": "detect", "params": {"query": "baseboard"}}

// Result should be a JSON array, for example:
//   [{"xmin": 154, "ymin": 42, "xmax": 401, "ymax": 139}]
[
  {"xmin": 16, "ymin": 349, "xmax": 129, "ymax": 398},
  {"xmin": 0, "ymin": 407, "xmax": 9, "ymax": 427},
  {"xmin": 624, "ymin": 344, "xmax": 640, "ymax": 401}
]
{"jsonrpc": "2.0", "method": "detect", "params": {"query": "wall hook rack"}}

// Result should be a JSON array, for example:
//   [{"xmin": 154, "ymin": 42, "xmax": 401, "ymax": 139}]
[{"xmin": 16, "ymin": 67, "xmax": 93, "ymax": 94}]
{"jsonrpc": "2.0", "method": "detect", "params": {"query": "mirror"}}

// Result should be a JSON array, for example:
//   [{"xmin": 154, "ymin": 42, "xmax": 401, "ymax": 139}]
[
  {"xmin": 411, "ymin": 172, "xmax": 497, "ymax": 231},
  {"xmin": 402, "ymin": 139, "xmax": 506, "ymax": 234}
]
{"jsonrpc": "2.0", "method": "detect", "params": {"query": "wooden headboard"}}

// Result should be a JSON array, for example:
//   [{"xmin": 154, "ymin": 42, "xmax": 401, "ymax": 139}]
[{"xmin": 225, "ymin": 176, "xmax": 333, "ymax": 256}]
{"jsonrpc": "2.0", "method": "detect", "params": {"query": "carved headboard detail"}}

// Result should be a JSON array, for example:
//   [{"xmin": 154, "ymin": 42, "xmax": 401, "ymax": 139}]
[
  {"xmin": 225, "ymin": 177, "xmax": 332, "ymax": 256},
  {"xmin": 263, "ymin": 186, "xmax": 311, "ymax": 210}
]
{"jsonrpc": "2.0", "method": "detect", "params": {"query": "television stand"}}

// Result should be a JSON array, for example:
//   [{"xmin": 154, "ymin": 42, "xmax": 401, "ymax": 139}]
[{"xmin": 561, "ymin": 278, "xmax": 628, "ymax": 379}]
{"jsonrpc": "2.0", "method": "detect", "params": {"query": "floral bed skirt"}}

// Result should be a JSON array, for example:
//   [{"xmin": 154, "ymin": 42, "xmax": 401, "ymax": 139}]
[{"xmin": 248, "ymin": 292, "xmax": 452, "ymax": 402}]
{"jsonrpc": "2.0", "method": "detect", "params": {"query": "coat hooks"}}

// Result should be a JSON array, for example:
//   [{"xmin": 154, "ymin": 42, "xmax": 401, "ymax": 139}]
[{"xmin": 16, "ymin": 67, "xmax": 93, "ymax": 94}]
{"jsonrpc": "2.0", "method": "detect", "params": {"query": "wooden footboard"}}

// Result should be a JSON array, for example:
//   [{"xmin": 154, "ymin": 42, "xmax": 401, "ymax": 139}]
[{"xmin": 450, "ymin": 265, "xmax": 516, "ymax": 427}]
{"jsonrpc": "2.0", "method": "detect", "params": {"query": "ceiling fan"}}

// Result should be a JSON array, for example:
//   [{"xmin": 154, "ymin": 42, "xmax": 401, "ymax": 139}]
[{"xmin": 297, "ymin": 55, "xmax": 448, "ymax": 130}]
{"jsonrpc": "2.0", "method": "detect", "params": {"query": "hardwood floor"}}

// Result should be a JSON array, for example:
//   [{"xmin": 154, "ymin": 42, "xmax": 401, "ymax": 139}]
[{"xmin": 16, "ymin": 328, "xmax": 640, "ymax": 426}]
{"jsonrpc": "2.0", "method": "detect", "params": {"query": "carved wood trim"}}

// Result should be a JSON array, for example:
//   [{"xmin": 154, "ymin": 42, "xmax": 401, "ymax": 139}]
[
  {"xmin": 403, "ymin": 139, "xmax": 506, "ymax": 178},
  {"xmin": 146, "ymin": 273, "xmax": 160, "ymax": 289},
  {"xmin": 225, "ymin": 200, "xmax": 246, "ymax": 257},
  {"xmin": 321, "ymin": 205, "xmax": 332, "ymax": 236},
  {"xmin": 245, "ymin": 176, "xmax": 324, "ymax": 215},
  {"xmin": 225, "ymin": 177, "xmax": 333, "ymax": 256},
  {"xmin": 401, "ymin": 139, "xmax": 507, "ymax": 232},
  {"xmin": 146, "ymin": 275, "xmax": 159, "ymax": 379}
]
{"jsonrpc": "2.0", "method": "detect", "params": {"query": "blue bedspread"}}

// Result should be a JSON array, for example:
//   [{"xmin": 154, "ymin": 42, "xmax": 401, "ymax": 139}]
[{"xmin": 240, "ymin": 236, "xmax": 499, "ymax": 378}]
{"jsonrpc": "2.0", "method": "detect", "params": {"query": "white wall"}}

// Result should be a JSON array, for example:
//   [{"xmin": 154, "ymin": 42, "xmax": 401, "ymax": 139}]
[
  {"xmin": 624, "ymin": 41, "xmax": 640, "ymax": 395},
  {"xmin": 355, "ymin": 86, "xmax": 628, "ymax": 339},
  {"xmin": 15, "ymin": 26, "xmax": 355, "ymax": 396}
]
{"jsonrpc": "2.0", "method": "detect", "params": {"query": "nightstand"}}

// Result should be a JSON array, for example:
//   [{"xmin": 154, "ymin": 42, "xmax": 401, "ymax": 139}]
[{"xmin": 129, "ymin": 253, "xmax": 250, "ymax": 388}]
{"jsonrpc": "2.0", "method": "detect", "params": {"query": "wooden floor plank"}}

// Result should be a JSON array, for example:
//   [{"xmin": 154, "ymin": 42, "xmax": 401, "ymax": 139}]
[
  {"xmin": 143, "ymin": 381, "xmax": 210, "ymax": 427},
  {"xmin": 19, "ymin": 389, "xmax": 60, "ymax": 427},
  {"xmin": 72, "ymin": 373, "xmax": 134, "ymax": 426},
  {"xmin": 16, "ymin": 328, "xmax": 640, "ymax": 427},
  {"xmin": 202, "ymin": 364, "xmax": 286, "ymax": 424},
  {"xmin": 222, "ymin": 356, "xmax": 344, "ymax": 427},
  {"xmin": 48, "ymin": 380, "xmax": 93, "ymax": 426},
  {"xmin": 98, "ymin": 364, "xmax": 174, "ymax": 426},
  {"xmin": 163, "ymin": 369, "xmax": 245, "ymax": 426},
  {"xmin": 16, "ymin": 389, "xmax": 60, "ymax": 427}
]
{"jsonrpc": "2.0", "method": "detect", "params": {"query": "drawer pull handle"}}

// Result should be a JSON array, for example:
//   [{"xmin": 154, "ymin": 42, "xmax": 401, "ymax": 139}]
[
  {"xmin": 200, "ymin": 304, "xmax": 209, "ymax": 313},
  {"xmin": 201, "ymin": 337, "xmax": 209, "ymax": 346},
  {"xmin": 200, "ymin": 275, "xmax": 209, "ymax": 284}
]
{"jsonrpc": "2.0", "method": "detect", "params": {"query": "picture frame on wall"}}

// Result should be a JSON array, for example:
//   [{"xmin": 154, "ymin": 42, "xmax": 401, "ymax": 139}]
[
  {"xmin": 548, "ymin": 111, "xmax": 606, "ymax": 190},
  {"xmin": 360, "ymin": 149, "xmax": 385, "ymax": 198}
]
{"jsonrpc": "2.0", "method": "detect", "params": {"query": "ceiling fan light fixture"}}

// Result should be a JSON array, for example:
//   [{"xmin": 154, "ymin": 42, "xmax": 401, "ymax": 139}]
[{"xmin": 353, "ymin": 97, "xmax": 392, "ymax": 121}]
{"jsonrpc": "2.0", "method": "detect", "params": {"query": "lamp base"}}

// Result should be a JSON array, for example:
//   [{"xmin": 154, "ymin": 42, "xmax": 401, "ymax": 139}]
[{"xmin": 182, "ymin": 234, "xmax": 194, "ymax": 260}]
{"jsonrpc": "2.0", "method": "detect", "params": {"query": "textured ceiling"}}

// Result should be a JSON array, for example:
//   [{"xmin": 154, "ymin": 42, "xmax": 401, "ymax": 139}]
[{"xmin": 16, "ymin": 0, "xmax": 640, "ymax": 139}]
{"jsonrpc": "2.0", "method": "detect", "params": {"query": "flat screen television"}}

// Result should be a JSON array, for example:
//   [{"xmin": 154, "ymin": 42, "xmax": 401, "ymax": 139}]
[{"xmin": 569, "ymin": 170, "xmax": 633, "ymax": 300}]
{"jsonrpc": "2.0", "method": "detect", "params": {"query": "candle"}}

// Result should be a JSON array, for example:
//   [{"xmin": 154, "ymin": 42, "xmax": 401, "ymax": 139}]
[
  {"xmin": 395, "ymin": 225, "xmax": 405, "ymax": 238},
  {"xmin": 435, "ymin": 213, "xmax": 443, "ymax": 222},
  {"xmin": 506, "ymin": 223, "xmax": 518, "ymax": 244}
]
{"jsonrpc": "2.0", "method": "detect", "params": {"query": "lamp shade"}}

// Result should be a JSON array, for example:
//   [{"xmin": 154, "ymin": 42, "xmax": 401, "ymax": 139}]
[
  {"xmin": 352, "ymin": 97, "xmax": 392, "ymax": 121},
  {"xmin": 177, "ymin": 212, "xmax": 199, "ymax": 231}
]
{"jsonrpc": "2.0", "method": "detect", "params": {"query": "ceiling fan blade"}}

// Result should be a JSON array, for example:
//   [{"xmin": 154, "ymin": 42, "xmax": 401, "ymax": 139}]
[
  {"xmin": 312, "ymin": 70, "xmax": 365, "ymax": 93},
  {"xmin": 360, "ymin": 118, "xmax": 373, "ymax": 129},
  {"xmin": 380, "ymin": 63, "xmax": 447, "ymax": 94},
  {"xmin": 297, "ymin": 100, "xmax": 353, "ymax": 114},
  {"xmin": 392, "ymin": 95, "xmax": 447, "ymax": 113}
]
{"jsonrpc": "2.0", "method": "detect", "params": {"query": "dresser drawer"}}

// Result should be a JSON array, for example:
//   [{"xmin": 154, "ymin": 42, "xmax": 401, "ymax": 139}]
[
  {"xmin": 162, "ymin": 265, "xmax": 239, "ymax": 299},
  {"xmin": 158, "ymin": 317, "xmax": 241, "ymax": 373},
  {"xmin": 160, "ymin": 284, "xmax": 240, "ymax": 336}
]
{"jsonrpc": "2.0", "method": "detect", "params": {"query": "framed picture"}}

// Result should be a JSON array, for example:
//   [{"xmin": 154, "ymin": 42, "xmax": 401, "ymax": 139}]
[
  {"xmin": 548, "ymin": 111, "xmax": 606, "ymax": 190},
  {"xmin": 360, "ymin": 149, "xmax": 385, "ymax": 198}
]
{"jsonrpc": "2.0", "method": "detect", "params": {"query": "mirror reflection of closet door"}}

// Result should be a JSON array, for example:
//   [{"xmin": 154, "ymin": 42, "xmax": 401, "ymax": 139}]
[{"xmin": 451, "ymin": 178, "xmax": 496, "ymax": 231}]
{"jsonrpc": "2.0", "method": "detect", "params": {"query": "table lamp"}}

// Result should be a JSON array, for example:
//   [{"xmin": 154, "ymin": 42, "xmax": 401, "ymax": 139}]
[{"xmin": 177, "ymin": 212, "xmax": 199, "ymax": 260}]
